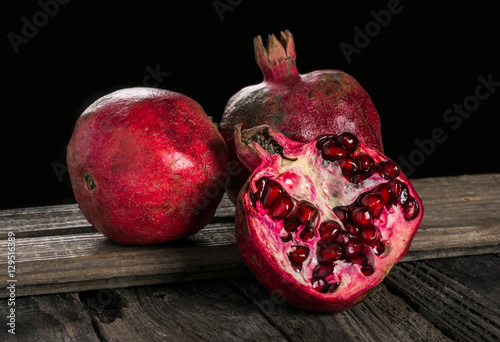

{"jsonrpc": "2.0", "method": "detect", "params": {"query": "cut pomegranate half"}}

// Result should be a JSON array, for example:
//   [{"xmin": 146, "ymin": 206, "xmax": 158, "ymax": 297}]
[{"xmin": 234, "ymin": 125, "xmax": 424, "ymax": 312}]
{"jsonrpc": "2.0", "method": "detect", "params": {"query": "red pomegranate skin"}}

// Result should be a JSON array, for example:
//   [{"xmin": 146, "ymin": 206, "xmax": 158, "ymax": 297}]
[
  {"xmin": 67, "ymin": 88, "xmax": 229, "ymax": 245},
  {"xmin": 220, "ymin": 30, "xmax": 383, "ymax": 202}
]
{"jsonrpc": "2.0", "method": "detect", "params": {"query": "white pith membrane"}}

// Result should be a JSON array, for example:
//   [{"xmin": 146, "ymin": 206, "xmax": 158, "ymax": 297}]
[{"xmin": 244, "ymin": 140, "xmax": 420, "ymax": 299}]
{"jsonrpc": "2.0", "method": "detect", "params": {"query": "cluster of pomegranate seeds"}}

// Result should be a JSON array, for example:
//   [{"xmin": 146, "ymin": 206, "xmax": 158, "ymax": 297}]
[{"xmin": 249, "ymin": 132, "xmax": 420, "ymax": 294}]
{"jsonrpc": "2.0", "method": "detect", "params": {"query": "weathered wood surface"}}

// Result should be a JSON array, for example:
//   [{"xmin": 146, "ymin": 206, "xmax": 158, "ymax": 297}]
[
  {"xmin": 1, "ymin": 253, "xmax": 498, "ymax": 341},
  {"xmin": 0, "ymin": 173, "xmax": 499, "ymax": 298},
  {"xmin": 385, "ymin": 254, "xmax": 500, "ymax": 342}
]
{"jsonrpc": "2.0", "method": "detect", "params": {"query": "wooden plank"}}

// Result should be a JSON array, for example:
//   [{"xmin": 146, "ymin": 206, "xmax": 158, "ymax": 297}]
[
  {"xmin": 79, "ymin": 280, "xmax": 286, "ymax": 341},
  {"xmin": 228, "ymin": 277, "xmax": 452, "ymax": 341},
  {"xmin": 0, "ymin": 232, "xmax": 249, "ymax": 298},
  {"xmin": 0, "ymin": 173, "xmax": 499, "ymax": 298},
  {"xmin": 0, "ymin": 292, "xmax": 99, "ymax": 341},
  {"xmin": 423, "ymin": 254, "xmax": 500, "ymax": 305},
  {"xmin": 403, "ymin": 173, "xmax": 500, "ymax": 261},
  {"xmin": 384, "ymin": 255, "xmax": 500, "ymax": 342}
]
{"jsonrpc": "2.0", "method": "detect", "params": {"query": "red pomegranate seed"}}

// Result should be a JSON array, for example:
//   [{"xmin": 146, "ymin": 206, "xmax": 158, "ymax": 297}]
[
  {"xmin": 332, "ymin": 206, "xmax": 351, "ymax": 225},
  {"xmin": 359, "ymin": 225, "xmax": 379, "ymax": 246},
  {"xmin": 321, "ymin": 140, "xmax": 348, "ymax": 162},
  {"xmin": 373, "ymin": 183, "xmax": 394, "ymax": 208},
  {"xmin": 339, "ymin": 156, "xmax": 358, "ymax": 176},
  {"xmin": 313, "ymin": 265, "xmax": 334, "ymax": 279},
  {"xmin": 403, "ymin": 197, "xmax": 420, "ymax": 221},
  {"xmin": 312, "ymin": 278, "xmax": 326, "ymax": 291},
  {"xmin": 399, "ymin": 184, "xmax": 409, "ymax": 206},
  {"xmin": 261, "ymin": 180, "xmax": 283, "ymax": 209},
  {"xmin": 352, "ymin": 207, "xmax": 372, "ymax": 229},
  {"xmin": 356, "ymin": 154, "xmax": 374, "ymax": 170},
  {"xmin": 360, "ymin": 193, "xmax": 384, "ymax": 218},
  {"xmin": 369, "ymin": 165, "xmax": 387, "ymax": 179},
  {"xmin": 361, "ymin": 265, "xmax": 374, "ymax": 276},
  {"xmin": 317, "ymin": 242, "xmax": 343, "ymax": 264},
  {"xmin": 372, "ymin": 241, "xmax": 385, "ymax": 255},
  {"xmin": 269, "ymin": 193, "xmax": 294, "ymax": 220},
  {"xmin": 349, "ymin": 253, "xmax": 367, "ymax": 266},
  {"xmin": 288, "ymin": 246, "xmax": 310, "ymax": 269},
  {"xmin": 318, "ymin": 221, "xmax": 342, "ymax": 243},
  {"xmin": 353, "ymin": 171, "xmax": 370, "ymax": 184},
  {"xmin": 320, "ymin": 282, "xmax": 340, "ymax": 293},
  {"xmin": 281, "ymin": 234, "xmax": 293, "ymax": 242},
  {"xmin": 254, "ymin": 178, "xmax": 267, "ymax": 201},
  {"xmin": 387, "ymin": 179, "xmax": 403, "ymax": 206},
  {"xmin": 284, "ymin": 217, "xmax": 300, "ymax": 233},
  {"xmin": 336, "ymin": 132, "xmax": 359, "ymax": 153},
  {"xmin": 299, "ymin": 224, "xmax": 315, "ymax": 240},
  {"xmin": 294, "ymin": 202, "xmax": 317, "ymax": 224},
  {"xmin": 344, "ymin": 237, "xmax": 364, "ymax": 256},
  {"xmin": 344, "ymin": 223, "xmax": 359, "ymax": 237},
  {"xmin": 380, "ymin": 160, "xmax": 400, "ymax": 179},
  {"xmin": 315, "ymin": 135, "xmax": 335, "ymax": 150}
]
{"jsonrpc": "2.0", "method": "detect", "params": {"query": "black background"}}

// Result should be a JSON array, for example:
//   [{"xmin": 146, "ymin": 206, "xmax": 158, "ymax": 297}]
[{"xmin": 2, "ymin": 1, "xmax": 499, "ymax": 209}]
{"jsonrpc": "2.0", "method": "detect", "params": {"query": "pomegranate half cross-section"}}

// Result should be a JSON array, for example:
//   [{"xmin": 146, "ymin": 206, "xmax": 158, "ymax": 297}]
[{"xmin": 234, "ymin": 125, "xmax": 423, "ymax": 312}]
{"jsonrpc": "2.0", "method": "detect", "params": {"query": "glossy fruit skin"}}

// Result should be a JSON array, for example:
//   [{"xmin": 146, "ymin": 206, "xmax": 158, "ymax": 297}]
[
  {"xmin": 220, "ymin": 30, "xmax": 383, "ymax": 203},
  {"xmin": 67, "ymin": 87, "xmax": 229, "ymax": 245},
  {"xmin": 234, "ymin": 125, "xmax": 423, "ymax": 312}
]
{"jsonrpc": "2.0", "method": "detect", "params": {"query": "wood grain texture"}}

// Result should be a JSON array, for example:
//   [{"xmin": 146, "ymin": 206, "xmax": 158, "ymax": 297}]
[
  {"xmin": 2, "ymin": 254, "xmax": 497, "ymax": 341},
  {"xmin": 80, "ymin": 280, "xmax": 286, "ymax": 342},
  {"xmin": 0, "ymin": 292, "xmax": 99, "ymax": 341},
  {"xmin": 79, "ymin": 276, "xmax": 452, "ymax": 342},
  {"xmin": 385, "ymin": 254, "xmax": 500, "ymax": 342},
  {"xmin": 404, "ymin": 173, "xmax": 500, "ymax": 261},
  {"xmin": 0, "ymin": 173, "xmax": 499, "ymax": 298},
  {"xmin": 229, "ymin": 277, "xmax": 452, "ymax": 342}
]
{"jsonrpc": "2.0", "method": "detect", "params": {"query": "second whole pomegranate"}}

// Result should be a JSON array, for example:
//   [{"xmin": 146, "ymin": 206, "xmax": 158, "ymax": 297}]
[{"xmin": 220, "ymin": 30, "xmax": 383, "ymax": 202}]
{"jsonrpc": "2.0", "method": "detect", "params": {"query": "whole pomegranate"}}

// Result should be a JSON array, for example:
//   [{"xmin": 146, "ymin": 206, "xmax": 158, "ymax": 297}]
[
  {"xmin": 234, "ymin": 125, "xmax": 423, "ymax": 312},
  {"xmin": 220, "ymin": 30, "xmax": 383, "ymax": 202},
  {"xmin": 67, "ymin": 87, "xmax": 229, "ymax": 245}
]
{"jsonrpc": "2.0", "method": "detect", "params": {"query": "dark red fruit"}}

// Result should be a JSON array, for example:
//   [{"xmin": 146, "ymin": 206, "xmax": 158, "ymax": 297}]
[
  {"xmin": 220, "ymin": 30, "xmax": 384, "ymax": 203},
  {"xmin": 321, "ymin": 139, "xmax": 348, "ymax": 161},
  {"xmin": 380, "ymin": 160, "xmax": 401, "ymax": 179},
  {"xmin": 284, "ymin": 218, "xmax": 301, "ymax": 233},
  {"xmin": 318, "ymin": 221, "xmax": 342, "ymax": 243},
  {"xmin": 261, "ymin": 181, "xmax": 284, "ymax": 209},
  {"xmin": 317, "ymin": 242, "xmax": 343, "ymax": 264},
  {"xmin": 352, "ymin": 207, "xmax": 372, "ymax": 229},
  {"xmin": 361, "ymin": 193, "xmax": 384, "ymax": 217},
  {"xmin": 269, "ymin": 194, "xmax": 294, "ymax": 220},
  {"xmin": 299, "ymin": 224, "xmax": 316, "ymax": 241},
  {"xmin": 344, "ymin": 237, "xmax": 364, "ymax": 256},
  {"xmin": 294, "ymin": 202, "xmax": 318, "ymax": 224},
  {"xmin": 336, "ymin": 132, "xmax": 359, "ymax": 153},
  {"xmin": 288, "ymin": 246, "xmax": 310, "ymax": 271},
  {"xmin": 356, "ymin": 154, "xmax": 375, "ymax": 171},
  {"xmin": 332, "ymin": 206, "xmax": 351, "ymax": 225},
  {"xmin": 235, "ymin": 125, "xmax": 424, "ymax": 312},
  {"xmin": 402, "ymin": 197, "xmax": 420, "ymax": 221},
  {"xmin": 66, "ymin": 88, "xmax": 229, "ymax": 245}
]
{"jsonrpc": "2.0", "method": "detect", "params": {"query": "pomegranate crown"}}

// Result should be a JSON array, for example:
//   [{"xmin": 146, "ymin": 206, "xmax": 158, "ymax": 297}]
[{"xmin": 254, "ymin": 29, "xmax": 299, "ymax": 81}]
